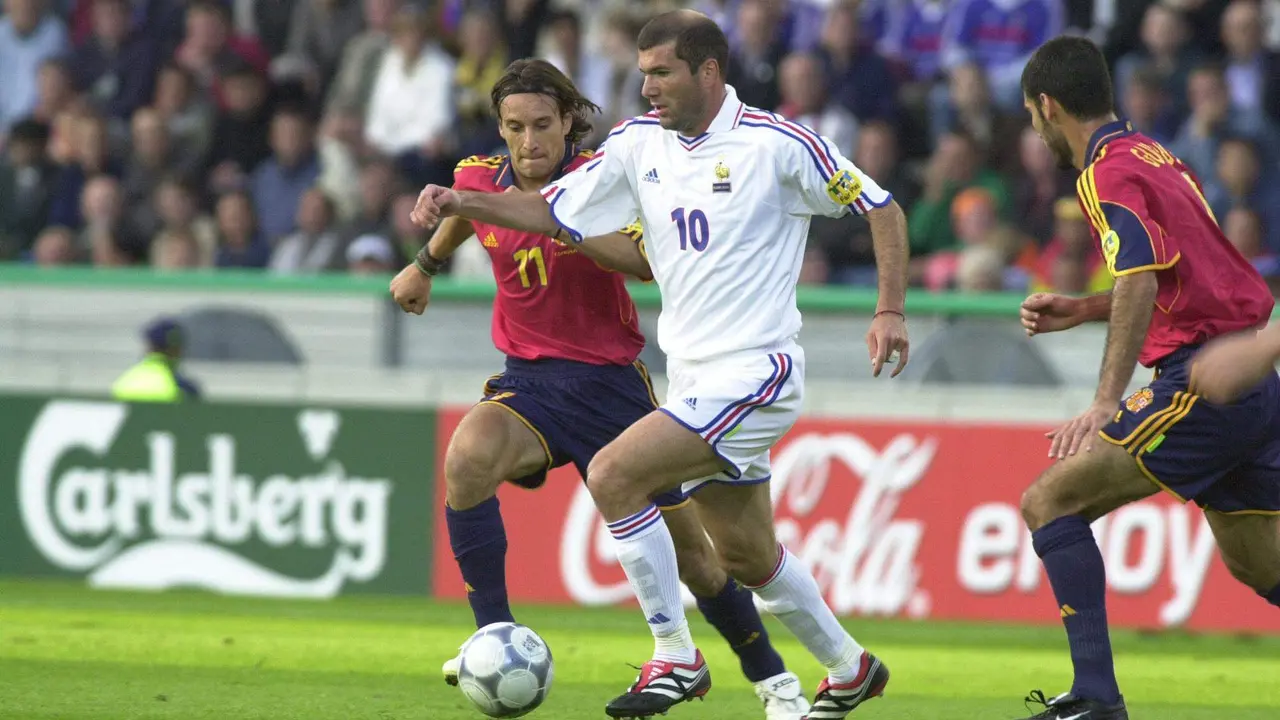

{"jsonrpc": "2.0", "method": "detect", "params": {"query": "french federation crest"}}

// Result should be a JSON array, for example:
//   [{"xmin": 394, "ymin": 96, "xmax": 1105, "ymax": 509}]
[
  {"xmin": 713, "ymin": 158, "xmax": 731, "ymax": 193},
  {"xmin": 1124, "ymin": 387, "xmax": 1154, "ymax": 413},
  {"xmin": 826, "ymin": 169, "xmax": 863, "ymax": 205}
]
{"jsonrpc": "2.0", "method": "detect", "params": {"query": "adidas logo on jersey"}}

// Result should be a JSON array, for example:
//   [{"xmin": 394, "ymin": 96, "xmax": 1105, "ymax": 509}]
[
  {"xmin": 684, "ymin": 398, "xmax": 697, "ymax": 409},
  {"xmin": 482, "ymin": 232, "xmax": 498, "ymax": 248},
  {"xmin": 643, "ymin": 168, "xmax": 660, "ymax": 184}
]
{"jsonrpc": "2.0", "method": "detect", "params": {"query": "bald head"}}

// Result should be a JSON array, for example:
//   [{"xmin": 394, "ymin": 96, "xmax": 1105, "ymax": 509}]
[{"xmin": 637, "ymin": 9, "xmax": 729, "ymax": 78}]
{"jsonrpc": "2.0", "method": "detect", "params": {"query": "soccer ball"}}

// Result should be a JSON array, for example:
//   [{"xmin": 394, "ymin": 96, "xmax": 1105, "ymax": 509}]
[{"xmin": 456, "ymin": 622, "xmax": 554, "ymax": 717}]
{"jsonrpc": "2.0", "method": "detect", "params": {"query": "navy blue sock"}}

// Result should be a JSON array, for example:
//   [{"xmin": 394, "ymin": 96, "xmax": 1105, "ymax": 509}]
[
  {"xmin": 695, "ymin": 578, "xmax": 785, "ymax": 683},
  {"xmin": 1262, "ymin": 581, "xmax": 1280, "ymax": 608},
  {"xmin": 1032, "ymin": 515, "xmax": 1120, "ymax": 705},
  {"xmin": 446, "ymin": 497, "xmax": 515, "ymax": 628}
]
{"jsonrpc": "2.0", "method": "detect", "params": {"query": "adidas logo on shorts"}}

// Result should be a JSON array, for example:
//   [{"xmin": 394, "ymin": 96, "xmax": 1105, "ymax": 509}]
[{"xmin": 684, "ymin": 398, "xmax": 697, "ymax": 409}]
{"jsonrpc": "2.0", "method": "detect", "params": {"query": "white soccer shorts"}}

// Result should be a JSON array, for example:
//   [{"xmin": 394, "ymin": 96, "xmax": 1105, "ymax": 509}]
[{"xmin": 658, "ymin": 344, "xmax": 805, "ymax": 495}]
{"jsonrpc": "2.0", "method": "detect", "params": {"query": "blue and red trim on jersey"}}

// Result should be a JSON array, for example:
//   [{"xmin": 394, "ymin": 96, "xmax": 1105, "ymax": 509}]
[
  {"xmin": 740, "ymin": 110, "xmax": 892, "ymax": 214},
  {"xmin": 676, "ymin": 101, "xmax": 746, "ymax": 152}
]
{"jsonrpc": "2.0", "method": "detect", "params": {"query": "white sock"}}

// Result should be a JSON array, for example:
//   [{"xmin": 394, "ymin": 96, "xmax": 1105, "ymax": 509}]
[
  {"xmin": 608, "ymin": 505, "xmax": 697, "ymax": 665},
  {"xmin": 748, "ymin": 544, "xmax": 865, "ymax": 683}
]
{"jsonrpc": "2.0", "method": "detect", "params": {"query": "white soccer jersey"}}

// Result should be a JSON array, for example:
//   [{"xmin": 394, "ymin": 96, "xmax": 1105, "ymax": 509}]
[{"xmin": 541, "ymin": 85, "xmax": 892, "ymax": 362}]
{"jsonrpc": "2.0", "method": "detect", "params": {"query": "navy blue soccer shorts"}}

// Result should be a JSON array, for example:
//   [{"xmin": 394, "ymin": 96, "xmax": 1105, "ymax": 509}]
[
  {"xmin": 1100, "ymin": 344, "xmax": 1280, "ymax": 513},
  {"xmin": 478, "ymin": 357, "xmax": 689, "ymax": 510}
]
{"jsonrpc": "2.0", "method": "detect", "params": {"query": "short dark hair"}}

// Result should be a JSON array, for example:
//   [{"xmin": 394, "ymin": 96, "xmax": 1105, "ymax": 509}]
[
  {"xmin": 490, "ymin": 58, "xmax": 601, "ymax": 144},
  {"xmin": 1020, "ymin": 36, "xmax": 1114, "ymax": 120},
  {"xmin": 636, "ymin": 10, "xmax": 729, "ymax": 78}
]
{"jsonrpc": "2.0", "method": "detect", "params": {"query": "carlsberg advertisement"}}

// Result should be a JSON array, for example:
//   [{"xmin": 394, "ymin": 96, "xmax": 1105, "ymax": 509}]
[{"xmin": 0, "ymin": 395, "xmax": 435, "ymax": 598}]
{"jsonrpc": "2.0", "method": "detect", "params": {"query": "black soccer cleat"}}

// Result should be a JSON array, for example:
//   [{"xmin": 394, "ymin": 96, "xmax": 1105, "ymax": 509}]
[
  {"xmin": 604, "ymin": 651, "xmax": 711, "ymax": 718},
  {"xmin": 802, "ymin": 652, "xmax": 889, "ymax": 719},
  {"xmin": 1019, "ymin": 690, "xmax": 1129, "ymax": 719}
]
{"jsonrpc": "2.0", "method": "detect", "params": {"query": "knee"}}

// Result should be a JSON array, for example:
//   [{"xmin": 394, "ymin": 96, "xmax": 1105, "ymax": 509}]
[
  {"xmin": 1020, "ymin": 478, "xmax": 1077, "ymax": 532},
  {"xmin": 1219, "ymin": 551, "xmax": 1279, "ymax": 594},
  {"xmin": 585, "ymin": 451, "xmax": 638, "ymax": 514},
  {"xmin": 444, "ymin": 442, "xmax": 502, "ymax": 511}
]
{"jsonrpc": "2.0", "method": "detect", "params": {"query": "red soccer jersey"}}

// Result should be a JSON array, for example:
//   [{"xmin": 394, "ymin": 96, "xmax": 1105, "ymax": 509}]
[
  {"xmin": 452, "ymin": 149, "xmax": 646, "ymax": 366},
  {"xmin": 1077, "ymin": 120, "xmax": 1274, "ymax": 367}
]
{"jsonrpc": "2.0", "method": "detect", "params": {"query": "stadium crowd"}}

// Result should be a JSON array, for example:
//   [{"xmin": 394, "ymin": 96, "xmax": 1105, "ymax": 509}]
[{"xmin": 1, "ymin": 0, "xmax": 1278, "ymax": 294}]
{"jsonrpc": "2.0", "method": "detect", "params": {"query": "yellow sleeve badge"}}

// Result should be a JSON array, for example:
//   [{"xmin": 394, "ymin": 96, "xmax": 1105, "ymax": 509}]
[{"xmin": 826, "ymin": 169, "xmax": 863, "ymax": 205}]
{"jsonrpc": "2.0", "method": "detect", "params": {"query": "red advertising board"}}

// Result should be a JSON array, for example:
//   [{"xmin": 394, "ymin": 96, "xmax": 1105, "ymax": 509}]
[{"xmin": 433, "ymin": 409, "xmax": 1280, "ymax": 633}]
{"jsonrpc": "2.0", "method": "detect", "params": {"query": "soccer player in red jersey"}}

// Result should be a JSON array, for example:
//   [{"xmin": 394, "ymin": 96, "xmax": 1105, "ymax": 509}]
[
  {"xmin": 1013, "ymin": 36, "xmax": 1280, "ymax": 720},
  {"xmin": 388, "ymin": 59, "xmax": 811, "ymax": 719}
]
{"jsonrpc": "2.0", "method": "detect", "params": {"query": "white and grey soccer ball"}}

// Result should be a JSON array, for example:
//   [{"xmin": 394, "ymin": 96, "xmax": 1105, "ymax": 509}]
[{"xmin": 457, "ymin": 622, "xmax": 554, "ymax": 718}]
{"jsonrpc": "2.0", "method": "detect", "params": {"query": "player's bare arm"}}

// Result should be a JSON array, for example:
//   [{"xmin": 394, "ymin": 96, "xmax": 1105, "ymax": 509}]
[
  {"xmin": 1047, "ymin": 272, "xmax": 1156, "ymax": 459},
  {"xmin": 568, "ymin": 228, "xmax": 653, "ymax": 281},
  {"xmin": 865, "ymin": 200, "xmax": 910, "ymax": 377},
  {"xmin": 1192, "ymin": 324, "xmax": 1280, "ymax": 404},
  {"xmin": 389, "ymin": 215, "xmax": 476, "ymax": 315},
  {"xmin": 412, "ymin": 184, "xmax": 559, "ymax": 237},
  {"xmin": 1021, "ymin": 291, "xmax": 1112, "ymax": 336}
]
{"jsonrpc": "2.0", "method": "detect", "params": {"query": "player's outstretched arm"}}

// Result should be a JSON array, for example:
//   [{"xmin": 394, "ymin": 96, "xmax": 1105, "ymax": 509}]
[
  {"xmin": 1191, "ymin": 325, "xmax": 1280, "ymax": 404},
  {"xmin": 1021, "ymin": 291, "xmax": 1112, "ymax": 335},
  {"xmin": 572, "ymin": 228, "xmax": 653, "ymax": 281},
  {"xmin": 411, "ymin": 184, "xmax": 560, "ymax": 237},
  {"xmin": 389, "ymin": 215, "xmax": 477, "ymax": 315},
  {"xmin": 865, "ymin": 200, "xmax": 911, "ymax": 377}
]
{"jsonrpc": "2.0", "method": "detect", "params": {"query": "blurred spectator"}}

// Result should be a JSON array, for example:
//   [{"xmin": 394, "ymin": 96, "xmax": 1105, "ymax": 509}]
[
  {"xmin": 454, "ymin": 9, "xmax": 506, "ymax": 157},
  {"xmin": 251, "ymin": 105, "xmax": 321, "ymax": 244},
  {"xmin": 153, "ymin": 62, "xmax": 215, "ymax": 177},
  {"xmin": 207, "ymin": 61, "xmax": 272, "ymax": 190},
  {"xmin": 543, "ymin": 10, "xmax": 611, "ymax": 129},
  {"xmin": 338, "ymin": 156, "xmax": 397, "ymax": 246},
  {"xmin": 0, "ymin": 0, "xmax": 70, "ymax": 132},
  {"xmin": 929, "ymin": 61, "xmax": 1022, "ymax": 166},
  {"xmin": 152, "ymin": 176, "xmax": 217, "ymax": 266},
  {"xmin": 213, "ymin": 190, "xmax": 269, "ymax": 267},
  {"xmin": 1206, "ymin": 136, "xmax": 1280, "ymax": 252},
  {"xmin": 908, "ymin": 130, "xmax": 1011, "ymax": 267},
  {"xmin": 316, "ymin": 104, "xmax": 366, "ymax": 220},
  {"xmin": 30, "ymin": 58, "xmax": 79, "ymax": 125},
  {"xmin": 364, "ymin": 3, "xmax": 455, "ymax": 186},
  {"xmin": 1223, "ymin": 206, "xmax": 1279, "ymax": 278},
  {"xmin": 285, "ymin": 0, "xmax": 367, "ymax": 94},
  {"xmin": 1011, "ymin": 123, "xmax": 1075, "ymax": 243},
  {"xmin": 798, "ymin": 244, "xmax": 830, "ymax": 285},
  {"xmin": 270, "ymin": 186, "xmax": 344, "ymax": 272},
  {"xmin": 174, "ymin": 0, "xmax": 269, "ymax": 108},
  {"xmin": 809, "ymin": 120, "xmax": 918, "ymax": 285},
  {"xmin": 817, "ymin": 0, "xmax": 898, "ymax": 123},
  {"xmin": 921, "ymin": 186, "xmax": 1034, "ymax": 291},
  {"xmin": 32, "ymin": 225, "xmax": 78, "ymax": 265},
  {"xmin": 79, "ymin": 173, "xmax": 146, "ymax": 263},
  {"xmin": 1220, "ymin": 0, "xmax": 1280, "ymax": 124},
  {"xmin": 499, "ymin": 0, "xmax": 551, "ymax": 62},
  {"xmin": 1113, "ymin": 3, "xmax": 1197, "ymax": 123},
  {"xmin": 940, "ymin": 0, "xmax": 1064, "ymax": 110},
  {"xmin": 954, "ymin": 243, "xmax": 1005, "ymax": 292},
  {"xmin": 1170, "ymin": 63, "xmax": 1280, "ymax": 179},
  {"xmin": 325, "ymin": 0, "xmax": 398, "ymax": 115},
  {"xmin": 0, "ymin": 119, "xmax": 55, "ymax": 259},
  {"xmin": 1120, "ymin": 63, "xmax": 1178, "ymax": 143},
  {"xmin": 776, "ymin": 53, "xmax": 858, "ymax": 156},
  {"xmin": 240, "ymin": 0, "xmax": 301, "ymax": 58},
  {"xmin": 48, "ymin": 110, "xmax": 120, "ymax": 228},
  {"xmin": 151, "ymin": 228, "xmax": 204, "ymax": 270},
  {"xmin": 389, "ymin": 190, "xmax": 425, "ymax": 261},
  {"xmin": 69, "ymin": 0, "xmax": 157, "ymax": 122},
  {"xmin": 726, "ymin": 0, "xmax": 785, "ymax": 110},
  {"xmin": 587, "ymin": 10, "xmax": 646, "ymax": 145},
  {"xmin": 880, "ymin": 0, "xmax": 947, "ymax": 84},
  {"xmin": 345, "ymin": 232, "xmax": 396, "ymax": 274},
  {"xmin": 1029, "ymin": 197, "xmax": 1114, "ymax": 294},
  {"xmin": 122, "ymin": 107, "xmax": 177, "ymax": 236}
]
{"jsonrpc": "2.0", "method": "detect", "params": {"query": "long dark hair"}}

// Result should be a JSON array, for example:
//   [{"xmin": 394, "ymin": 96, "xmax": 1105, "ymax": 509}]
[{"xmin": 490, "ymin": 59, "xmax": 601, "ymax": 144}]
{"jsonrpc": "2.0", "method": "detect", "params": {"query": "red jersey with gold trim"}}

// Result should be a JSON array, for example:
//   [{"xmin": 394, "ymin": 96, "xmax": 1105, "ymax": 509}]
[
  {"xmin": 1076, "ymin": 120, "xmax": 1273, "ymax": 367},
  {"xmin": 452, "ymin": 149, "xmax": 646, "ymax": 366}
]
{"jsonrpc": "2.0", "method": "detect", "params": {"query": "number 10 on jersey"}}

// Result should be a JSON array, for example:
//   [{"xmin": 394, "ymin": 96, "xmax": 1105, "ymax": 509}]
[{"xmin": 671, "ymin": 207, "xmax": 710, "ymax": 252}]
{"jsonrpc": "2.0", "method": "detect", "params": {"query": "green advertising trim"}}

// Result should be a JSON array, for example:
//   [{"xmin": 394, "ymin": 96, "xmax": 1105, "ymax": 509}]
[{"xmin": 0, "ymin": 265, "xmax": 1026, "ymax": 316}]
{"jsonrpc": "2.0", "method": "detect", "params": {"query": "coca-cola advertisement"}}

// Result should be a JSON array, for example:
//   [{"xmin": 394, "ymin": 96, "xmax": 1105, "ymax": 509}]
[{"xmin": 432, "ymin": 410, "xmax": 1280, "ymax": 633}]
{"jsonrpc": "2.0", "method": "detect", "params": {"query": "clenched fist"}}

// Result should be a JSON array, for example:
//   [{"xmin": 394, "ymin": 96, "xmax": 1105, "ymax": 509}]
[
  {"xmin": 390, "ymin": 264, "xmax": 433, "ymax": 315},
  {"xmin": 1021, "ymin": 293, "xmax": 1086, "ymax": 336},
  {"xmin": 411, "ymin": 185, "xmax": 462, "ymax": 228}
]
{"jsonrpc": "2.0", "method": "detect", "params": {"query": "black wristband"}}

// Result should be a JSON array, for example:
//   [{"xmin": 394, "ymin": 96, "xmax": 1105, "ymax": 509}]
[{"xmin": 414, "ymin": 248, "xmax": 445, "ymax": 276}]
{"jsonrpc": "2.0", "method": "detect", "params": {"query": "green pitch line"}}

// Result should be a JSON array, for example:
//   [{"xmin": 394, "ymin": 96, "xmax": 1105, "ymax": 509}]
[{"xmin": 1, "ymin": 579, "xmax": 1278, "ymax": 719}]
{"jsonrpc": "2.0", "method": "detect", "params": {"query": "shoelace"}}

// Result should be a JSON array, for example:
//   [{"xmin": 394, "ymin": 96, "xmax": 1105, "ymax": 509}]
[{"xmin": 1024, "ymin": 689, "xmax": 1070, "ymax": 718}]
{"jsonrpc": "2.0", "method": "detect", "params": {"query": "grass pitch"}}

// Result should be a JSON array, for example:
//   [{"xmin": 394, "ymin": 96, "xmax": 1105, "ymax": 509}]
[{"xmin": 1, "ymin": 579, "xmax": 1278, "ymax": 719}]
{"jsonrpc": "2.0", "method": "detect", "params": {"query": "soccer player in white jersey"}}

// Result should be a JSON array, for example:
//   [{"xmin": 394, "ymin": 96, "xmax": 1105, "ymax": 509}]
[{"xmin": 411, "ymin": 10, "xmax": 911, "ymax": 719}]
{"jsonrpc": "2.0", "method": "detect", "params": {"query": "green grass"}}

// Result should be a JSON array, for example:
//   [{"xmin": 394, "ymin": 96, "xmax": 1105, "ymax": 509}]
[{"xmin": 1, "ymin": 579, "xmax": 1278, "ymax": 719}]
